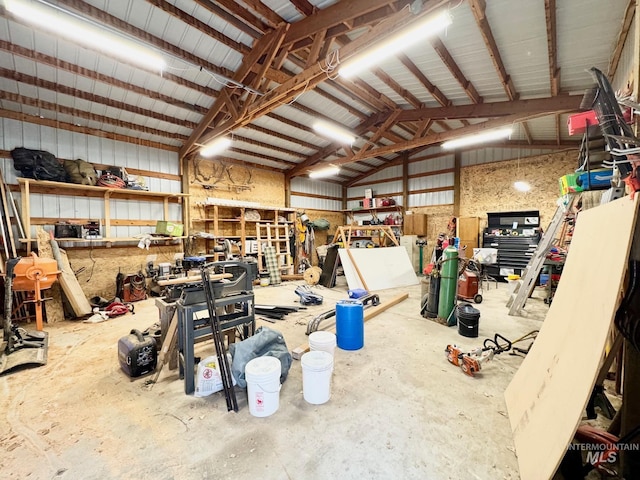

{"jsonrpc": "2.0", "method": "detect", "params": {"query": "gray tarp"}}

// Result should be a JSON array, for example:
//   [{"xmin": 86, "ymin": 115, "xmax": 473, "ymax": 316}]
[{"xmin": 229, "ymin": 326, "xmax": 292, "ymax": 388}]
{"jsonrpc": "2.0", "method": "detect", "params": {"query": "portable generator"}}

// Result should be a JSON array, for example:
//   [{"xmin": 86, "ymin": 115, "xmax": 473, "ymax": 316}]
[{"xmin": 118, "ymin": 329, "xmax": 157, "ymax": 378}]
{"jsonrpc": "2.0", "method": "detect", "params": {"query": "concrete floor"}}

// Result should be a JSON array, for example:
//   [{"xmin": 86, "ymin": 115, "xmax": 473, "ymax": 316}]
[{"xmin": 1, "ymin": 276, "xmax": 551, "ymax": 480}]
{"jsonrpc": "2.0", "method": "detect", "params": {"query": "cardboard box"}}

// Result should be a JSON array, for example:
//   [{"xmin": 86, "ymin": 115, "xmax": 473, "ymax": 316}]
[
  {"xmin": 559, "ymin": 173, "xmax": 583, "ymax": 196},
  {"xmin": 155, "ymin": 221, "xmax": 184, "ymax": 237},
  {"xmin": 404, "ymin": 213, "xmax": 427, "ymax": 235}
]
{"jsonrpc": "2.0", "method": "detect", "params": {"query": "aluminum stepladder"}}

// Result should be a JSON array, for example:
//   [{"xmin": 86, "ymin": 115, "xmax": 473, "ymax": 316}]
[{"xmin": 507, "ymin": 197, "xmax": 573, "ymax": 316}]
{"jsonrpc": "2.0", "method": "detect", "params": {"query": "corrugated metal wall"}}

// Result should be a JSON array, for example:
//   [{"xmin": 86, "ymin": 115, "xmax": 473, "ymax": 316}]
[
  {"xmin": 290, "ymin": 177, "xmax": 342, "ymax": 211},
  {"xmin": 1, "ymin": 118, "xmax": 182, "ymax": 239}
]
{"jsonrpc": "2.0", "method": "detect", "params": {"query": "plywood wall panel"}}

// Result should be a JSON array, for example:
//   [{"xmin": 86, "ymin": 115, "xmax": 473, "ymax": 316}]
[{"xmin": 459, "ymin": 150, "xmax": 576, "ymax": 233}]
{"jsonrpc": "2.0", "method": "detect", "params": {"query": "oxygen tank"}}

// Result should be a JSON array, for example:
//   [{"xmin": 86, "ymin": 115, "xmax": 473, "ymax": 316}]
[{"xmin": 438, "ymin": 246, "xmax": 459, "ymax": 325}]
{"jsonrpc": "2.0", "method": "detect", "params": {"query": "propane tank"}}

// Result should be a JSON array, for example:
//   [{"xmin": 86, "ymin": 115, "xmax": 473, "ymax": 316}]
[{"xmin": 438, "ymin": 246, "xmax": 459, "ymax": 325}]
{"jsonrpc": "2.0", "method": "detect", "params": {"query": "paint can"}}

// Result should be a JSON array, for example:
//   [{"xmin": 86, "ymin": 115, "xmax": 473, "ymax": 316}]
[{"xmin": 259, "ymin": 271, "xmax": 270, "ymax": 287}]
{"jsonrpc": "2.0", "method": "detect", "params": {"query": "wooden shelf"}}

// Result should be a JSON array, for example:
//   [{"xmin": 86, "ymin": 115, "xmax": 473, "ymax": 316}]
[
  {"xmin": 17, "ymin": 178, "xmax": 189, "ymax": 252},
  {"xmin": 18, "ymin": 178, "xmax": 187, "ymax": 201},
  {"xmin": 342, "ymin": 205, "xmax": 402, "ymax": 213},
  {"xmin": 21, "ymin": 236, "xmax": 185, "ymax": 244}
]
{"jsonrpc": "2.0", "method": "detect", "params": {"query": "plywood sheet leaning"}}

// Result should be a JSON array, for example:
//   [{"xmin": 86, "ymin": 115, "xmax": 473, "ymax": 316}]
[
  {"xmin": 505, "ymin": 195, "xmax": 640, "ymax": 480},
  {"xmin": 338, "ymin": 247, "xmax": 419, "ymax": 291},
  {"xmin": 49, "ymin": 237, "xmax": 93, "ymax": 317}
]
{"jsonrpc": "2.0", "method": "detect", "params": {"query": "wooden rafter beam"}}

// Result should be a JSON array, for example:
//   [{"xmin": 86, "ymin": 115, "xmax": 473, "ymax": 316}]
[
  {"xmin": 195, "ymin": 0, "xmax": 268, "ymax": 36},
  {"xmin": 398, "ymin": 54, "xmax": 450, "ymax": 107},
  {"xmin": 350, "ymin": 111, "xmax": 402, "ymax": 161},
  {"xmin": 290, "ymin": 0, "xmax": 316, "ymax": 17},
  {"xmin": 239, "ymin": 0, "xmax": 285, "ymax": 28},
  {"xmin": 544, "ymin": 0, "xmax": 560, "ymax": 96},
  {"xmin": 431, "ymin": 38, "xmax": 483, "ymax": 103},
  {"xmin": 283, "ymin": 0, "xmax": 403, "ymax": 47},
  {"xmin": 180, "ymin": 25, "xmax": 289, "ymax": 157},
  {"xmin": 372, "ymin": 68, "xmax": 422, "ymax": 108},
  {"xmin": 232, "ymin": 134, "xmax": 304, "ymax": 159},
  {"xmin": 246, "ymin": 124, "xmax": 320, "ymax": 151},
  {"xmin": 468, "ymin": 0, "xmax": 518, "ymax": 101},
  {"xmin": 305, "ymin": 30, "xmax": 327, "ymax": 68},
  {"xmin": 54, "ymin": 0, "xmax": 235, "ymax": 79},
  {"xmin": 189, "ymin": 3, "xmax": 445, "ymax": 154},
  {"xmin": 247, "ymin": 23, "xmax": 290, "ymax": 91},
  {"xmin": 0, "ymin": 109, "xmax": 177, "ymax": 151},
  {"xmin": 0, "ymin": 40, "xmax": 210, "ymax": 112},
  {"xmin": 397, "ymin": 94, "xmax": 583, "ymax": 122},
  {"xmin": 145, "ymin": 0, "xmax": 249, "ymax": 54},
  {"xmin": 522, "ymin": 122, "xmax": 533, "ymax": 144},
  {"xmin": 314, "ymin": 111, "xmax": 571, "ymax": 169},
  {"xmin": 0, "ymin": 90, "xmax": 187, "ymax": 142},
  {"xmin": 608, "ymin": 0, "xmax": 636, "ymax": 78},
  {"xmin": 287, "ymin": 111, "xmax": 389, "ymax": 177},
  {"xmin": 0, "ymin": 68, "xmax": 197, "ymax": 129},
  {"xmin": 228, "ymin": 147, "xmax": 296, "ymax": 167}
]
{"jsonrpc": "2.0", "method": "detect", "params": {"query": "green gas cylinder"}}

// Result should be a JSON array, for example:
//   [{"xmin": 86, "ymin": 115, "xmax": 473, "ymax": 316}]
[{"xmin": 438, "ymin": 246, "xmax": 459, "ymax": 325}]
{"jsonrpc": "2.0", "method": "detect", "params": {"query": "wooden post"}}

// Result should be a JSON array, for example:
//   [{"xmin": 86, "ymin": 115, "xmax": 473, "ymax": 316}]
[{"xmin": 453, "ymin": 151, "xmax": 461, "ymax": 217}]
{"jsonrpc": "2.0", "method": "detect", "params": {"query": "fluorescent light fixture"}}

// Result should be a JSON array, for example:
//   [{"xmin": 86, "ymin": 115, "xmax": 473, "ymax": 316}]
[
  {"xmin": 339, "ymin": 11, "xmax": 452, "ymax": 78},
  {"xmin": 313, "ymin": 120, "xmax": 356, "ymax": 144},
  {"xmin": 514, "ymin": 181, "xmax": 531, "ymax": 192},
  {"xmin": 200, "ymin": 137, "xmax": 232, "ymax": 157},
  {"xmin": 309, "ymin": 166, "xmax": 341, "ymax": 179},
  {"xmin": 441, "ymin": 127, "xmax": 513, "ymax": 150},
  {"xmin": 4, "ymin": 0, "xmax": 166, "ymax": 71}
]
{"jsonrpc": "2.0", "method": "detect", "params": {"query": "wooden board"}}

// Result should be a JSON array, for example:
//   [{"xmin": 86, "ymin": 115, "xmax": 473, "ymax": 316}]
[
  {"xmin": 291, "ymin": 293, "xmax": 409, "ymax": 360},
  {"xmin": 338, "ymin": 247, "xmax": 418, "ymax": 291},
  {"xmin": 50, "ymin": 239, "xmax": 93, "ymax": 317},
  {"xmin": 504, "ymin": 195, "xmax": 640, "ymax": 480},
  {"xmin": 36, "ymin": 227, "xmax": 64, "ymax": 323}
]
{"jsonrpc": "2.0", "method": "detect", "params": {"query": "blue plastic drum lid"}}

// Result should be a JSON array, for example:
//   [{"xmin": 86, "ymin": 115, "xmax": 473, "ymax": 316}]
[{"xmin": 336, "ymin": 300, "xmax": 364, "ymax": 350}]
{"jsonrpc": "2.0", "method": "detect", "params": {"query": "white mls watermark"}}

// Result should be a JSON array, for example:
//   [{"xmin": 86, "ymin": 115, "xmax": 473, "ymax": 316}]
[{"xmin": 567, "ymin": 443, "xmax": 640, "ymax": 466}]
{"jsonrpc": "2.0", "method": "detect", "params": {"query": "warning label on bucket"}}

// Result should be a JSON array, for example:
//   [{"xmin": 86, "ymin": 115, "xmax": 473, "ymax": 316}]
[{"xmin": 256, "ymin": 392, "xmax": 264, "ymax": 411}]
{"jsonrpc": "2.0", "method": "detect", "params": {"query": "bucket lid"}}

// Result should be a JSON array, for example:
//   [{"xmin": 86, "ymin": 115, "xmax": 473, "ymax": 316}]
[
  {"xmin": 301, "ymin": 350, "xmax": 334, "ymax": 371},
  {"xmin": 336, "ymin": 299, "xmax": 363, "ymax": 307},
  {"xmin": 309, "ymin": 331, "xmax": 336, "ymax": 347},
  {"xmin": 245, "ymin": 356, "xmax": 281, "ymax": 382}
]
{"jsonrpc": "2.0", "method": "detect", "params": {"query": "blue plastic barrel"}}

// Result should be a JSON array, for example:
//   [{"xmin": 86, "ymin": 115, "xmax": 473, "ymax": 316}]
[{"xmin": 336, "ymin": 300, "xmax": 364, "ymax": 350}]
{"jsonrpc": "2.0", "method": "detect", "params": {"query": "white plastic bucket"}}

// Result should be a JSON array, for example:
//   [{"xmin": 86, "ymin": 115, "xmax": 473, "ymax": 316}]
[
  {"xmin": 245, "ymin": 356, "xmax": 282, "ymax": 417},
  {"xmin": 309, "ymin": 331, "xmax": 337, "ymax": 358},
  {"xmin": 301, "ymin": 350, "xmax": 334, "ymax": 405}
]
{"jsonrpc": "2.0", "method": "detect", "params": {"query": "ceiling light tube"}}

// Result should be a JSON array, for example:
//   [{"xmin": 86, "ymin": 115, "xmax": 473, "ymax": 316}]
[
  {"xmin": 441, "ymin": 127, "xmax": 513, "ymax": 150},
  {"xmin": 4, "ymin": 0, "xmax": 166, "ymax": 71},
  {"xmin": 200, "ymin": 137, "xmax": 232, "ymax": 157},
  {"xmin": 339, "ymin": 10, "xmax": 452, "ymax": 79},
  {"xmin": 309, "ymin": 166, "xmax": 341, "ymax": 179},
  {"xmin": 313, "ymin": 120, "xmax": 356, "ymax": 144}
]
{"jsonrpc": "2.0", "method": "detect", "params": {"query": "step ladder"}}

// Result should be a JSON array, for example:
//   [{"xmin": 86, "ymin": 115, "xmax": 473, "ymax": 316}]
[
  {"xmin": 506, "ymin": 201, "xmax": 572, "ymax": 316},
  {"xmin": 256, "ymin": 223, "xmax": 293, "ymax": 275}
]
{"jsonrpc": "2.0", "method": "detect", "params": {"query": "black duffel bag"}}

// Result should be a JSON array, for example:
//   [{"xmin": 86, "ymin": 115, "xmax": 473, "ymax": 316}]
[{"xmin": 10, "ymin": 147, "xmax": 68, "ymax": 182}]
